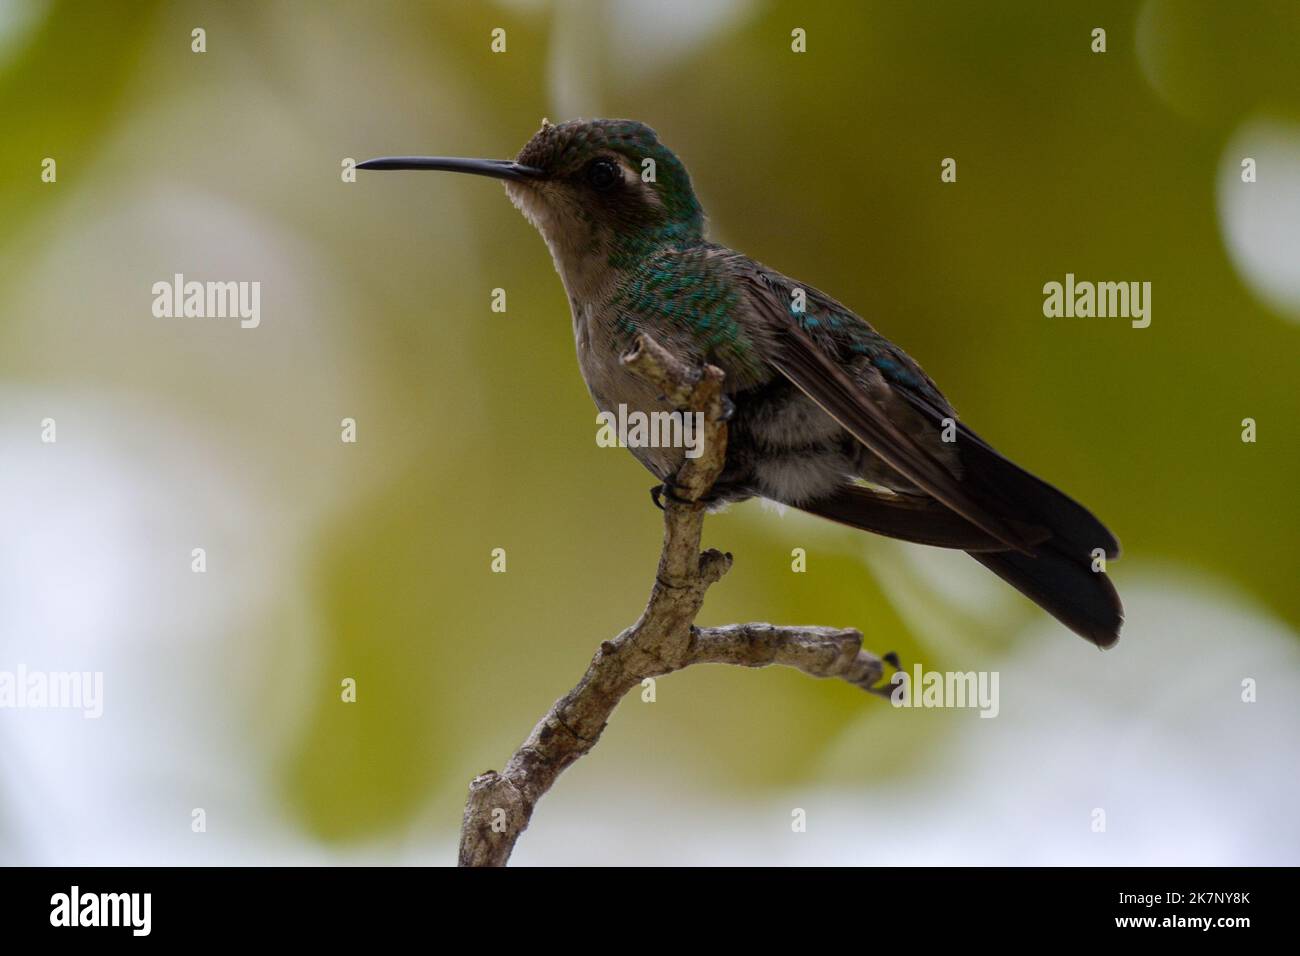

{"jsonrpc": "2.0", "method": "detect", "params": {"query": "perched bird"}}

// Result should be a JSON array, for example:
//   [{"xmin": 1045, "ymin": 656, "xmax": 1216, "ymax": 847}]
[{"xmin": 359, "ymin": 119, "xmax": 1123, "ymax": 647}]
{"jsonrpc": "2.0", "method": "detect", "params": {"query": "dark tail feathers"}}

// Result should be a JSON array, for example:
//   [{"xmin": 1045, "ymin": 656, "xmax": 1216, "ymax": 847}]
[
  {"xmin": 970, "ymin": 546, "xmax": 1121, "ymax": 649},
  {"xmin": 796, "ymin": 484, "xmax": 1123, "ymax": 647}
]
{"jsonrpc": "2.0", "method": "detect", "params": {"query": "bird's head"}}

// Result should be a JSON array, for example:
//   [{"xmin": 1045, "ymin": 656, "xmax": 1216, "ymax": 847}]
[
  {"xmin": 506, "ymin": 118, "xmax": 703, "ymax": 247},
  {"xmin": 359, "ymin": 119, "xmax": 705, "ymax": 294}
]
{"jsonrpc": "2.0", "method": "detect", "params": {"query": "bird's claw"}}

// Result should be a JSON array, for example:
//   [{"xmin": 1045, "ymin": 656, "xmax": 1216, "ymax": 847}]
[
  {"xmin": 867, "ymin": 651, "xmax": 904, "ymax": 700},
  {"xmin": 650, "ymin": 481, "xmax": 694, "ymax": 510}
]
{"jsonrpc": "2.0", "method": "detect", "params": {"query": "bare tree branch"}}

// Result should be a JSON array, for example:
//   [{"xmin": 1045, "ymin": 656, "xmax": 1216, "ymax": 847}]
[{"xmin": 456, "ymin": 333, "xmax": 887, "ymax": 867}]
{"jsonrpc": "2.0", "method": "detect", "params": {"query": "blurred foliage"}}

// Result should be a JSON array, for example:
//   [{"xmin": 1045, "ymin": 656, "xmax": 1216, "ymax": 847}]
[
  {"xmin": 1, "ymin": 0, "xmax": 1296, "ymax": 844},
  {"xmin": 0, "ymin": 1, "xmax": 158, "ymax": 252}
]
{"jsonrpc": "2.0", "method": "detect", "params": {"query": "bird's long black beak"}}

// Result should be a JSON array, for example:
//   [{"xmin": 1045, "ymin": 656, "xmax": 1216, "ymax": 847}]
[{"xmin": 355, "ymin": 156, "xmax": 543, "ymax": 182}]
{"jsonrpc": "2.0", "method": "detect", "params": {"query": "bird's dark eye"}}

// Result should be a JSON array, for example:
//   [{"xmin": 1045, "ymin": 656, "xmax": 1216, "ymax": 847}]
[{"xmin": 586, "ymin": 159, "xmax": 620, "ymax": 191}]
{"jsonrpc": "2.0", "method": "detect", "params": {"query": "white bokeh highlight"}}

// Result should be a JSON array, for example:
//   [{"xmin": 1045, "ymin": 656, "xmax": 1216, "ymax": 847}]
[{"xmin": 1217, "ymin": 117, "xmax": 1300, "ymax": 323}]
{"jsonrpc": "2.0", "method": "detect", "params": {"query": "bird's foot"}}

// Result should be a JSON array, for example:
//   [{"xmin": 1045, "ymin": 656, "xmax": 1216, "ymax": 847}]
[
  {"xmin": 867, "ymin": 651, "xmax": 904, "ymax": 700},
  {"xmin": 650, "ymin": 481, "xmax": 695, "ymax": 510}
]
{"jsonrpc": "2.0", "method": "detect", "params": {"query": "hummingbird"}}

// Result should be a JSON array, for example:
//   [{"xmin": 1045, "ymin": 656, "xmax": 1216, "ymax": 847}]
[{"xmin": 359, "ymin": 119, "xmax": 1123, "ymax": 647}]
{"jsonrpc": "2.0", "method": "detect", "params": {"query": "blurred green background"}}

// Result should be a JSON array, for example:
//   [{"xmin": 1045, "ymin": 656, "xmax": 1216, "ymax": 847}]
[{"xmin": 1, "ymin": 0, "xmax": 1297, "ymax": 864}]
